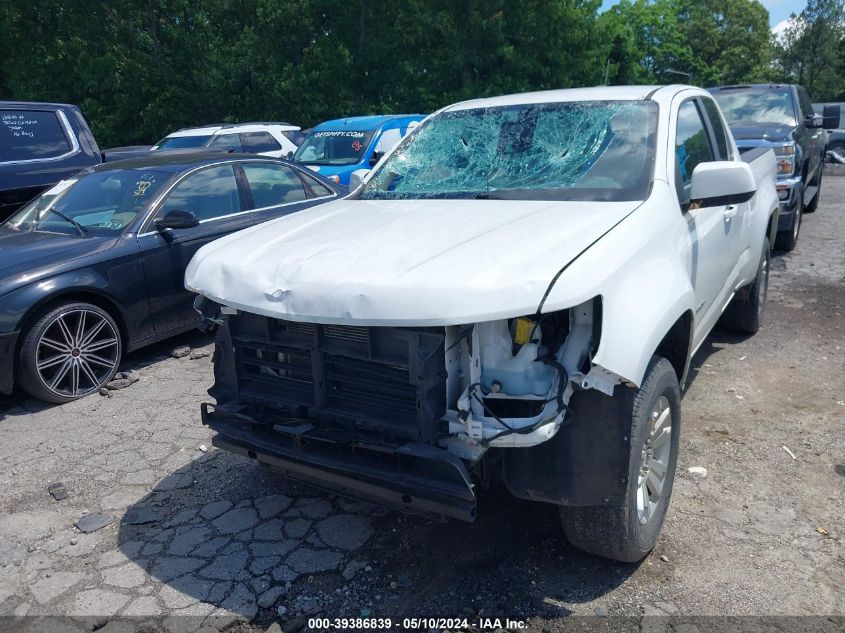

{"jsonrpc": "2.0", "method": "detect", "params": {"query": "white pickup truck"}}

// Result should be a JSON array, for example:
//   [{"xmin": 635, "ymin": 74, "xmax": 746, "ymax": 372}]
[{"xmin": 186, "ymin": 85, "xmax": 778, "ymax": 562}]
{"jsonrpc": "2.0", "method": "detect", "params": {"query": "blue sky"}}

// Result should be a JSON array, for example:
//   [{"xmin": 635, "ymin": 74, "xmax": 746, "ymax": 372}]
[{"xmin": 599, "ymin": 0, "xmax": 805, "ymax": 31}]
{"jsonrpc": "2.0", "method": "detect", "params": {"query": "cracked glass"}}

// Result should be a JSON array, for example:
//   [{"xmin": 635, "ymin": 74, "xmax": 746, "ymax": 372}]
[{"xmin": 361, "ymin": 101, "xmax": 658, "ymax": 202}]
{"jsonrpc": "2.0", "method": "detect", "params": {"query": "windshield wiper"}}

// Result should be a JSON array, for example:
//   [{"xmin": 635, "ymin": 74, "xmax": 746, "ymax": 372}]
[
  {"xmin": 474, "ymin": 192, "xmax": 505, "ymax": 199},
  {"xmin": 44, "ymin": 208, "xmax": 88, "ymax": 236}
]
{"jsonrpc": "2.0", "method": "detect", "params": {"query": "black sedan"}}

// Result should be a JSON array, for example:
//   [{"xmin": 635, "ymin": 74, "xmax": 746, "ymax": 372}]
[{"xmin": 0, "ymin": 152, "xmax": 341, "ymax": 402}]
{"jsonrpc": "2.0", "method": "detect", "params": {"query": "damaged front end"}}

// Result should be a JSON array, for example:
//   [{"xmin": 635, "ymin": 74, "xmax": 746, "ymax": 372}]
[{"xmin": 199, "ymin": 296, "xmax": 619, "ymax": 521}]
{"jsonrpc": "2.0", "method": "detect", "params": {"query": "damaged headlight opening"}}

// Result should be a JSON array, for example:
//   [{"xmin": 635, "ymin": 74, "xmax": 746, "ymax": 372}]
[{"xmin": 447, "ymin": 298, "xmax": 602, "ymax": 453}]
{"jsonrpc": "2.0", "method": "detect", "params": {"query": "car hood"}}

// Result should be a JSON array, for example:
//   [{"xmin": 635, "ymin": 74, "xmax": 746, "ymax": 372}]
[
  {"xmin": 730, "ymin": 123, "xmax": 794, "ymax": 143},
  {"xmin": 186, "ymin": 197, "xmax": 640, "ymax": 326},
  {"xmin": 0, "ymin": 228, "xmax": 118, "ymax": 290}
]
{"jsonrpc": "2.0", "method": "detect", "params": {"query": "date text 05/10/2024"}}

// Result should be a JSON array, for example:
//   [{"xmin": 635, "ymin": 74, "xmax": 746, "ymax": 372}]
[{"xmin": 306, "ymin": 618, "xmax": 528, "ymax": 630}]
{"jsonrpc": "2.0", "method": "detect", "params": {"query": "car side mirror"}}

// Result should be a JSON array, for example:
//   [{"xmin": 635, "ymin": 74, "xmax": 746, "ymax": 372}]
[
  {"xmin": 286, "ymin": 150, "xmax": 294, "ymax": 159},
  {"xmin": 154, "ymin": 209, "xmax": 199, "ymax": 231},
  {"xmin": 369, "ymin": 151, "xmax": 384, "ymax": 167},
  {"xmin": 823, "ymin": 105, "xmax": 840, "ymax": 130},
  {"xmin": 690, "ymin": 161, "xmax": 756, "ymax": 208},
  {"xmin": 805, "ymin": 113, "xmax": 824, "ymax": 128},
  {"xmin": 348, "ymin": 168, "xmax": 371, "ymax": 191}
]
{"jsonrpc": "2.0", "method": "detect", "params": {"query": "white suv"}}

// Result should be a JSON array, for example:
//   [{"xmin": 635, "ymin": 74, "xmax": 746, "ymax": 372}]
[{"xmin": 152, "ymin": 122, "xmax": 304, "ymax": 157}]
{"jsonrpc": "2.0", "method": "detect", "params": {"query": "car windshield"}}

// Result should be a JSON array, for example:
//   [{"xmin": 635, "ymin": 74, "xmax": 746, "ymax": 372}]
[
  {"xmin": 293, "ymin": 130, "xmax": 376, "ymax": 166},
  {"xmin": 711, "ymin": 89, "xmax": 797, "ymax": 127},
  {"xmin": 360, "ymin": 101, "xmax": 658, "ymax": 202},
  {"xmin": 154, "ymin": 134, "xmax": 213, "ymax": 150},
  {"xmin": 6, "ymin": 169, "xmax": 172, "ymax": 234}
]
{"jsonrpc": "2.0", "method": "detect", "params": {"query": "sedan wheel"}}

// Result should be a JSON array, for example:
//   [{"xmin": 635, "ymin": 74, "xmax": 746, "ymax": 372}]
[{"xmin": 18, "ymin": 302, "xmax": 122, "ymax": 403}]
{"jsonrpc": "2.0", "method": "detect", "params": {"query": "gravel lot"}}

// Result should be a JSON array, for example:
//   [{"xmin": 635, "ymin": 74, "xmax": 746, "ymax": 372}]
[{"xmin": 1, "ymin": 169, "xmax": 843, "ymax": 632}]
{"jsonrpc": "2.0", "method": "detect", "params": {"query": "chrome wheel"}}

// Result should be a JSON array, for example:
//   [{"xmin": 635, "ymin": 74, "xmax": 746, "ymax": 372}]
[
  {"xmin": 36, "ymin": 309, "xmax": 119, "ymax": 398},
  {"xmin": 637, "ymin": 395, "xmax": 672, "ymax": 525}
]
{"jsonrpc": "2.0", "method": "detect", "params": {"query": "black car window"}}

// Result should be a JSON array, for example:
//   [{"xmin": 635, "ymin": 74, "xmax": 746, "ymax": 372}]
[
  {"xmin": 208, "ymin": 133, "xmax": 243, "ymax": 152},
  {"xmin": 797, "ymin": 87, "xmax": 813, "ymax": 122},
  {"xmin": 0, "ymin": 110, "xmax": 71, "ymax": 162},
  {"xmin": 303, "ymin": 176, "xmax": 335, "ymax": 198},
  {"xmin": 675, "ymin": 100, "xmax": 715, "ymax": 204},
  {"xmin": 701, "ymin": 98, "xmax": 732, "ymax": 160},
  {"xmin": 242, "ymin": 163, "xmax": 307, "ymax": 207},
  {"xmin": 159, "ymin": 165, "xmax": 242, "ymax": 221},
  {"xmin": 241, "ymin": 131, "xmax": 282, "ymax": 153},
  {"xmin": 7, "ymin": 169, "xmax": 172, "ymax": 234}
]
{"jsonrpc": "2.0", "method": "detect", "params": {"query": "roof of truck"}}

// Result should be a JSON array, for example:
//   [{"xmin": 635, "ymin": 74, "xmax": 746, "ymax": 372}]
[
  {"xmin": 444, "ymin": 85, "xmax": 679, "ymax": 111},
  {"xmin": 311, "ymin": 115, "xmax": 426, "ymax": 132}
]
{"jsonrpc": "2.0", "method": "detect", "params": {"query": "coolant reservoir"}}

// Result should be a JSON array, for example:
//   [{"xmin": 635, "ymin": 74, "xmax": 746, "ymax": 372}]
[{"xmin": 477, "ymin": 320, "xmax": 555, "ymax": 397}]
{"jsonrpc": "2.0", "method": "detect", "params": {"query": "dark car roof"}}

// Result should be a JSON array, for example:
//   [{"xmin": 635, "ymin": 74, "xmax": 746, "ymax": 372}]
[{"xmin": 93, "ymin": 152, "xmax": 300, "ymax": 174}]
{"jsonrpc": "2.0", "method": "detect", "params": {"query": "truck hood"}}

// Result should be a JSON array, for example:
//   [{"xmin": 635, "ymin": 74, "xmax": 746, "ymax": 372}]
[
  {"xmin": 185, "ymin": 198, "xmax": 640, "ymax": 326},
  {"xmin": 730, "ymin": 123, "xmax": 794, "ymax": 143}
]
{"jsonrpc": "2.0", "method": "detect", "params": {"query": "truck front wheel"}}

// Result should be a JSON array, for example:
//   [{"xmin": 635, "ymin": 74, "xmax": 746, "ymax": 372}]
[{"xmin": 559, "ymin": 357, "xmax": 680, "ymax": 562}]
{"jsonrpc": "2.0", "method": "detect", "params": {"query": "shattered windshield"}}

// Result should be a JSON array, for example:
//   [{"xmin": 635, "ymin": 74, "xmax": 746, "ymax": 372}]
[
  {"xmin": 711, "ymin": 89, "xmax": 797, "ymax": 127},
  {"xmin": 360, "ymin": 101, "xmax": 658, "ymax": 201}
]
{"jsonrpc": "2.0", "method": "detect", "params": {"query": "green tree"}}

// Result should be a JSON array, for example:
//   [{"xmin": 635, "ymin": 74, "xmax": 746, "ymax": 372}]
[{"xmin": 776, "ymin": 0, "xmax": 845, "ymax": 100}]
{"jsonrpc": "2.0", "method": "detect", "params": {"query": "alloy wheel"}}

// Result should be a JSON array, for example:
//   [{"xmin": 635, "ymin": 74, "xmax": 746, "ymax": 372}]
[
  {"xmin": 637, "ymin": 395, "xmax": 672, "ymax": 525},
  {"xmin": 35, "ymin": 309, "xmax": 119, "ymax": 398}
]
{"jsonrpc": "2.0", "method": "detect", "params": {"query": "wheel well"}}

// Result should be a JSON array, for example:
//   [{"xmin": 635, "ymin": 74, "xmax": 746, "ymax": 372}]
[
  {"xmin": 17, "ymin": 290, "xmax": 128, "ymax": 353},
  {"xmin": 655, "ymin": 311, "xmax": 693, "ymax": 385}
]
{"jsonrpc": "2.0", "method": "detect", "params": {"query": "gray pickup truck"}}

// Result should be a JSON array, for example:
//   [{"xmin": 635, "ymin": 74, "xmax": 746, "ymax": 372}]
[{"xmin": 710, "ymin": 84, "xmax": 839, "ymax": 251}]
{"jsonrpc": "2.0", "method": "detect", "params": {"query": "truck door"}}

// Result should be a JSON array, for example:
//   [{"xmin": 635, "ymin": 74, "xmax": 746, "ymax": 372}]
[
  {"xmin": 674, "ymin": 99, "xmax": 743, "ymax": 346},
  {"xmin": 797, "ymin": 87, "xmax": 823, "ymax": 187}
]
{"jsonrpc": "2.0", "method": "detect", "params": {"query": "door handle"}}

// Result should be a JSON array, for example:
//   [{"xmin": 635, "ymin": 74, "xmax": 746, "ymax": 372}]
[{"xmin": 723, "ymin": 205, "xmax": 738, "ymax": 220}]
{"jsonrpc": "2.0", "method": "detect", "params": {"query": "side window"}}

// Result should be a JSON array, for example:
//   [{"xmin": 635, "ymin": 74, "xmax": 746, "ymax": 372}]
[
  {"xmin": 0, "ymin": 110, "xmax": 71, "ymax": 162},
  {"xmin": 798, "ymin": 88, "xmax": 813, "ymax": 122},
  {"xmin": 374, "ymin": 128, "xmax": 402, "ymax": 154},
  {"xmin": 241, "ymin": 132, "xmax": 282, "ymax": 153},
  {"xmin": 159, "ymin": 165, "xmax": 242, "ymax": 221},
  {"xmin": 208, "ymin": 134, "xmax": 243, "ymax": 152},
  {"xmin": 675, "ymin": 101, "xmax": 715, "ymax": 204},
  {"xmin": 242, "ymin": 163, "xmax": 307, "ymax": 207},
  {"xmin": 300, "ymin": 173, "xmax": 335, "ymax": 198},
  {"xmin": 701, "ymin": 98, "xmax": 732, "ymax": 160}
]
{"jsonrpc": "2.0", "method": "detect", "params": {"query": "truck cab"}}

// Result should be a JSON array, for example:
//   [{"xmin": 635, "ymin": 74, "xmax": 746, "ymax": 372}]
[
  {"xmin": 0, "ymin": 101, "xmax": 102, "ymax": 222},
  {"xmin": 292, "ymin": 115, "xmax": 425, "ymax": 187},
  {"xmin": 709, "ymin": 84, "xmax": 839, "ymax": 251}
]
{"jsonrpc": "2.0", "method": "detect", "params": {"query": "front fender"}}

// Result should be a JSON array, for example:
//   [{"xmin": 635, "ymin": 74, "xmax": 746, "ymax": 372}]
[
  {"xmin": 540, "ymin": 182, "xmax": 696, "ymax": 388},
  {"xmin": 594, "ymin": 260, "xmax": 694, "ymax": 387}
]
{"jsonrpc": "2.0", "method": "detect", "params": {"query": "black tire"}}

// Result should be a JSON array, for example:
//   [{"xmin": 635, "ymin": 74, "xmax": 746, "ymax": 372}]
[
  {"xmin": 804, "ymin": 162, "xmax": 823, "ymax": 214},
  {"xmin": 775, "ymin": 188, "xmax": 803, "ymax": 252},
  {"xmin": 18, "ymin": 302, "xmax": 122, "ymax": 404},
  {"xmin": 559, "ymin": 357, "xmax": 681, "ymax": 562},
  {"xmin": 720, "ymin": 237, "xmax": 770, "ymax": 334}
]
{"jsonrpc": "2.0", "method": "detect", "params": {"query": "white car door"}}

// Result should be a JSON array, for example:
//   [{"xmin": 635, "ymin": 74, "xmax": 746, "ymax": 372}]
[{"xmin": 673, "ymin": 98, "xmax": 744, "ymax": 348}]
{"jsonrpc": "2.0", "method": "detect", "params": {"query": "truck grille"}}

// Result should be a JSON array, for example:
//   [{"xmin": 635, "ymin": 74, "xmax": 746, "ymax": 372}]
[{"xmin": 228, "ymin": 314, "xmax": 447, "ymax": 442}]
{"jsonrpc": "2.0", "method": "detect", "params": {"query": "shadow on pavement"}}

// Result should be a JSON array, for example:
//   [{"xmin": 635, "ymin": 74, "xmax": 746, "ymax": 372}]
[{"xmin": 118, "ymin": 451, "xmax": 638, "ymax": 628}]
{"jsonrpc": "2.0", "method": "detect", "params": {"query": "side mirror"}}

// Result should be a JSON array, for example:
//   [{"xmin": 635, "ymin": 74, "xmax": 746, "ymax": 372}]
[
  {"xmin": 348, "ymin": 168, "xmax": 371, "ymax": 191},
  {"xmin": 690, "ymin": 161, "xmax": 756, "ymax": 208},
  {"xmin": 286, "ymin": 150, "xmax": 294, "ymax": 159},
  {"xmin": 805, "ymin": 113, "xmax": 824, "ymax": 128},
  {"xmin": 369, "ymin": 151, "xmax": 384, "ymax": 167},
  {"xmin": 154, "ymin": 209, "xmax": 199, "ymax": 231},
  {"xmin": 823, "ymin": 104, "xmax": 840, "ymax": 130}
]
